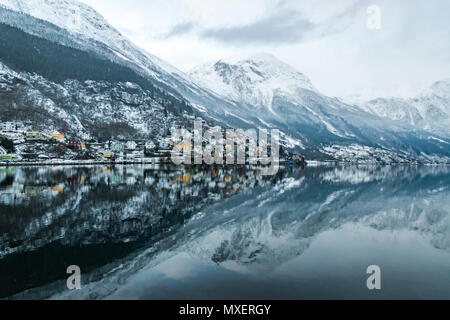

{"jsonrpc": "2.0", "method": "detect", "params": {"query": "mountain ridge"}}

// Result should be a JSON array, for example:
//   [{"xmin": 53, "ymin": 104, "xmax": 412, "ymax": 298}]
[
  {"xmin": 360, "ymin": 79, "xmax": 450, "ymax": 137},
  {"xmin": 0, "ymin": 0, "xmax": 449, "ymax": 162},
  {"xmin": 189, "ymin": 53, "xmax": 317, "ymax": 109}
]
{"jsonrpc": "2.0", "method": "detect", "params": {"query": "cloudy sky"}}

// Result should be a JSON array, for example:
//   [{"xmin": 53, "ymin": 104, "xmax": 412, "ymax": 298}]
[{"xmin": 79, "ymin": 0, "xmax": 450, "ymax": 100}]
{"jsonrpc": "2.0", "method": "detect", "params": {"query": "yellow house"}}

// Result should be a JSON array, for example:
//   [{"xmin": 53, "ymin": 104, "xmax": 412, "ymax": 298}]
[
  {"xmin": 52, "ymin": 131, "xmax": 65, "ymax": 141},
  {"xmin": 50, "ymin": 185, "xmax": 65, "ymax": 194},
  {"xmin": 176, "ymin": 142, "xmax": 192, "ymax": 152},
  {"xmin": 177, "ymin": 175, "xmax": 192, "ymax": 184}
]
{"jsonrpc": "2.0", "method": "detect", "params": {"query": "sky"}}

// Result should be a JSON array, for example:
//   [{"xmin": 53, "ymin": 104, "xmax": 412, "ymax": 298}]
[{"xmin": 78, "ymin": 0, "xmax": 450, "ymax": 100}]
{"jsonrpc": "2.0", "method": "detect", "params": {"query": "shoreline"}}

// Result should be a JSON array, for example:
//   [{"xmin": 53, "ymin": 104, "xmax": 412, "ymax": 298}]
[
  {"xmin": 0, "ymin": 159, "xmax": 167, "ymax": 167},
  {"xmin": 0, "ymin": 159, "xmax": 448, "ymax": 167}
]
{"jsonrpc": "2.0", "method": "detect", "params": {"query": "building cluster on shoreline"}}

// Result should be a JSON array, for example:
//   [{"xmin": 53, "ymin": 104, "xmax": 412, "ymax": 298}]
[
  {"xmin": 0, "ymin": 118, "xmax": 295, "ymax": 166},
  {"xmin": 0, "ymin": 120, "xmax": 174, "ymax": 163}
]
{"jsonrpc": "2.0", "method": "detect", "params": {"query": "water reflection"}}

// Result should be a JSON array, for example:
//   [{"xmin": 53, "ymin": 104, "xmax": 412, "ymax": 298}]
[{"xmin": 0, "ymin": 165, "xmax": 449, "ymax": 299}]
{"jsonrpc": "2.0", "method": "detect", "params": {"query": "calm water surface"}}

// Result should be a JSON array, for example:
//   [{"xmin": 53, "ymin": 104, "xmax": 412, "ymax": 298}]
[{"xmin": 0, "ymin": 164, "xmax": 449, "ymax": 299}]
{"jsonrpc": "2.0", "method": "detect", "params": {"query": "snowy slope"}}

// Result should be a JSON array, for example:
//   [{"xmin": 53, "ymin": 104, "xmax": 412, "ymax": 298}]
[
  {"xmin": 188, "ymin": 54, "xmax": 450, "ymax": 160},
  {"xmin": 189, "ymin": 53, "xmax": 367, "ymax": 136},
  {"xmin": 0, "ymin": 0, "xmax": 235, "ymax": 117},
  {"xmin": 0, "ymin": 60, "xmax": 186, "ymax": 140},
  {"xmin": 0, "ymin": 0, "xmax": 180, "ymax": 78},
  {"xmin": 361, "ymin": 79, "xmax": 450, "ymax": 136},
  {"xmin": 190, "ymin": 53, "xmax": 316, "ymax": 109}
]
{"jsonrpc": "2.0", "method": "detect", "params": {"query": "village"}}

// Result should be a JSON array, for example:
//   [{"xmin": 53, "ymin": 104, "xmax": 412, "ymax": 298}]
[
  {"xmin": 0, "ymin": 119, "xmax": 297, "ymax": 167},
  {"xmin": 0, "ymin": 120, "xmax": 173, "ymax": 165}
]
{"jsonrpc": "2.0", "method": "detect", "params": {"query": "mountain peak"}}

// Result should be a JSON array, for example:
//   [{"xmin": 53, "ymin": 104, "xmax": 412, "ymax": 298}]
[
  {"xmin": 189, "ymin": 53, "xmax": 316, "ymax": 108},
  {"xmin": 219, "ymin": 52, "xmax": 282, "ymax": 65},
  {"xmin": 0, "ymin": 0, "xmax": 187, "ymax": 77},
  {"xmin": 424, "ymin": 78, "xmax": 450, "ymax": 99},
  {"xmin": 0, "ymin": 0, "xmax": 103, "ymax": 33}
]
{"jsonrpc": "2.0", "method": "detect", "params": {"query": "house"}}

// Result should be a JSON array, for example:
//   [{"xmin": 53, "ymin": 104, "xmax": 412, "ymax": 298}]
[
  {"xmin": 68, "ymin": 139, "xmax": 81, "ymax": 150},
  {"xmin": 80, "ymin": 133, "xmax": 92, "ymax": 141},
  {"xmin": 1, "ymin": 122, "xmax": 13, "ymax": 131},
  {"xmin": 0, "ymin": 146, "xmax": 7, "ymax": 155},
  {"xmin": 68, "ymin": 139, "xmax": 77, "ymax": 150},
  {"xmin": 144, "ymin": 141, "xmax": 156, "ymax": 156},
  {"xmin": 25, "ymin": 131, "xmax": 50, "ymax": 141},
  {"xmin": 52, "ymin": 131, "xmax": 65, "ymax": 142},
  {"xmin": 176, "ymin": 142, "xmax": 192, "ymax": 152},
  {"xmin": 130, "ymin": 150, "xmax": 144, "ymax": 159},
  {"xmin": 159, "ymin": 141, "xmax": 170, "ymax": 149},
  {"xmin": 1, "ymin": 121, "xmax": 23, "ymax": 132},
  {"xmin": 111, "ymin": 142, "xmax": 124, "ymax": 152},
  {"xmin": 126, "ymin": 141, "xmax": 137, "ymax": 150},
  {"xmin": 67, "ymin": 139, "xmax": 86, "ymax": 151},
  {"xmin": 145, "ymin": 141, "xmax": 156, "ymax": 150},
  {"xmin": 159, "ymin": 138, "xmax": 172, "ymax": 149}
]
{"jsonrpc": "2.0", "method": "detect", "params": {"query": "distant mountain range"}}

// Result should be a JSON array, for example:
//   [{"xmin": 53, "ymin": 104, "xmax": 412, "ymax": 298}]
[
  {"xmin": 0, "ymin": 0, "xmax": 449, "ymax": 162},
  {"xmin": 360, "ymin": 79, "xmax": 450, "ymax": 136}
]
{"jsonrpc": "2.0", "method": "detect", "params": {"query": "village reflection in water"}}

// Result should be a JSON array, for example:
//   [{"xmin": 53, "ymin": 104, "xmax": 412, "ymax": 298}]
[{"xmin": 0, "ymin": 164, "xmax": 298, "ymax": 298}]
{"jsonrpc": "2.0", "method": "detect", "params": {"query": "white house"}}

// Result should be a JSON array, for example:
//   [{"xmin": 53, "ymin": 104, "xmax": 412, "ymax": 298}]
[
  {"xmin": 145, "ymin": 141, "xmax": 156, "ymax": 150},
  {"xmin": 111, "ymin": 142, "xmax": 125, "ymax": 152},
  {"xmin": 1, "ymin": 122, "xmax": 15, "ymax": 131},
  {"xmin": 126, "ymin": 141, "xmax": 137, "ymax": 150},
  {"xmin": 159, "ymin": 138, "xmax": 173, "ymax": 149},
  {"xmin": 131, "ymin": 150, "xmax": 144, "ymax": 159},
  {"xmin": 0, "ymin": 146, "xmax": 8, "ymax": 155},
  {"xmin": 1, "ymin": 121, "xmax": 24, "ymax": 132},
  {"xmin": 159, "ymin": 141, "xmax": 170, "ymax": 149}
]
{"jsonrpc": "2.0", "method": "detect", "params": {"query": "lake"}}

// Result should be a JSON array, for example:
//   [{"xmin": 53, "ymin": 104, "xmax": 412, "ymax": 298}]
[{"xmin": 0, "ymin": 164, "xmax": 449, "ymax": 299}]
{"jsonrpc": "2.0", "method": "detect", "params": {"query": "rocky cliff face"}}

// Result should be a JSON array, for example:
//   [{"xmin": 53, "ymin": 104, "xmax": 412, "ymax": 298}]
[{"xmin": 0, "ymin": 61, "xmax": 188, "ymax": 140}]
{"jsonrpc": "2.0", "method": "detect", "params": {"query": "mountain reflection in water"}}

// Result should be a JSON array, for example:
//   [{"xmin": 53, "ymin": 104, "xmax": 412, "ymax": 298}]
[{"xmin": 0, "ymin": 164, "xmax": 449, "ymax": 299}]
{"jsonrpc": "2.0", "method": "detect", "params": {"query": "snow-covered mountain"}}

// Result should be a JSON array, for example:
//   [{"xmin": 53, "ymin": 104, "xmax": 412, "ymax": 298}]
[
  {"xmin": 190, "ymin": 53, "xmax": 316, "ymax": 109},
  {"xmin": 189, "ymin": 54, "xmax": 450, "ymax": 161},
  {"xmin": 0, "ymin": 0, "xmax": 182, "ymax": 81},
  {"xmin": 0, "ymin": 0, "xmax": 449, "ymax": 162},
  {"xmin": 0, "ymin": 0, "xmax": 242, "ymax": 121},
  {"xmin": 0, "ymin": 60, "xmax": 186, "ymax": 140},
  {"xmin": 360, "ymin": 79, "xmax": 450, "ymax": 137},
  {"xmin": 188, "ymin": 54, "xmax": 364, "ymax": 137}
]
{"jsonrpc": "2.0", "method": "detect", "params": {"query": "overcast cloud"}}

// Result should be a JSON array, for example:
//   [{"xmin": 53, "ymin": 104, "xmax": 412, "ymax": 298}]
[
  {"xmin": 200, "ymin": 10, "xmax": 316, "ymax": 45},
  {"xmin": 163, "ymin": 9, "xmax": 318, "ymax": 45},
  {"xmin": 79, "ymin": 0, "xmax": 450, "ymax": 100},
  {"xmin": 160, "ymin": 22, "xmax": 196, "ymax": 39}
]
